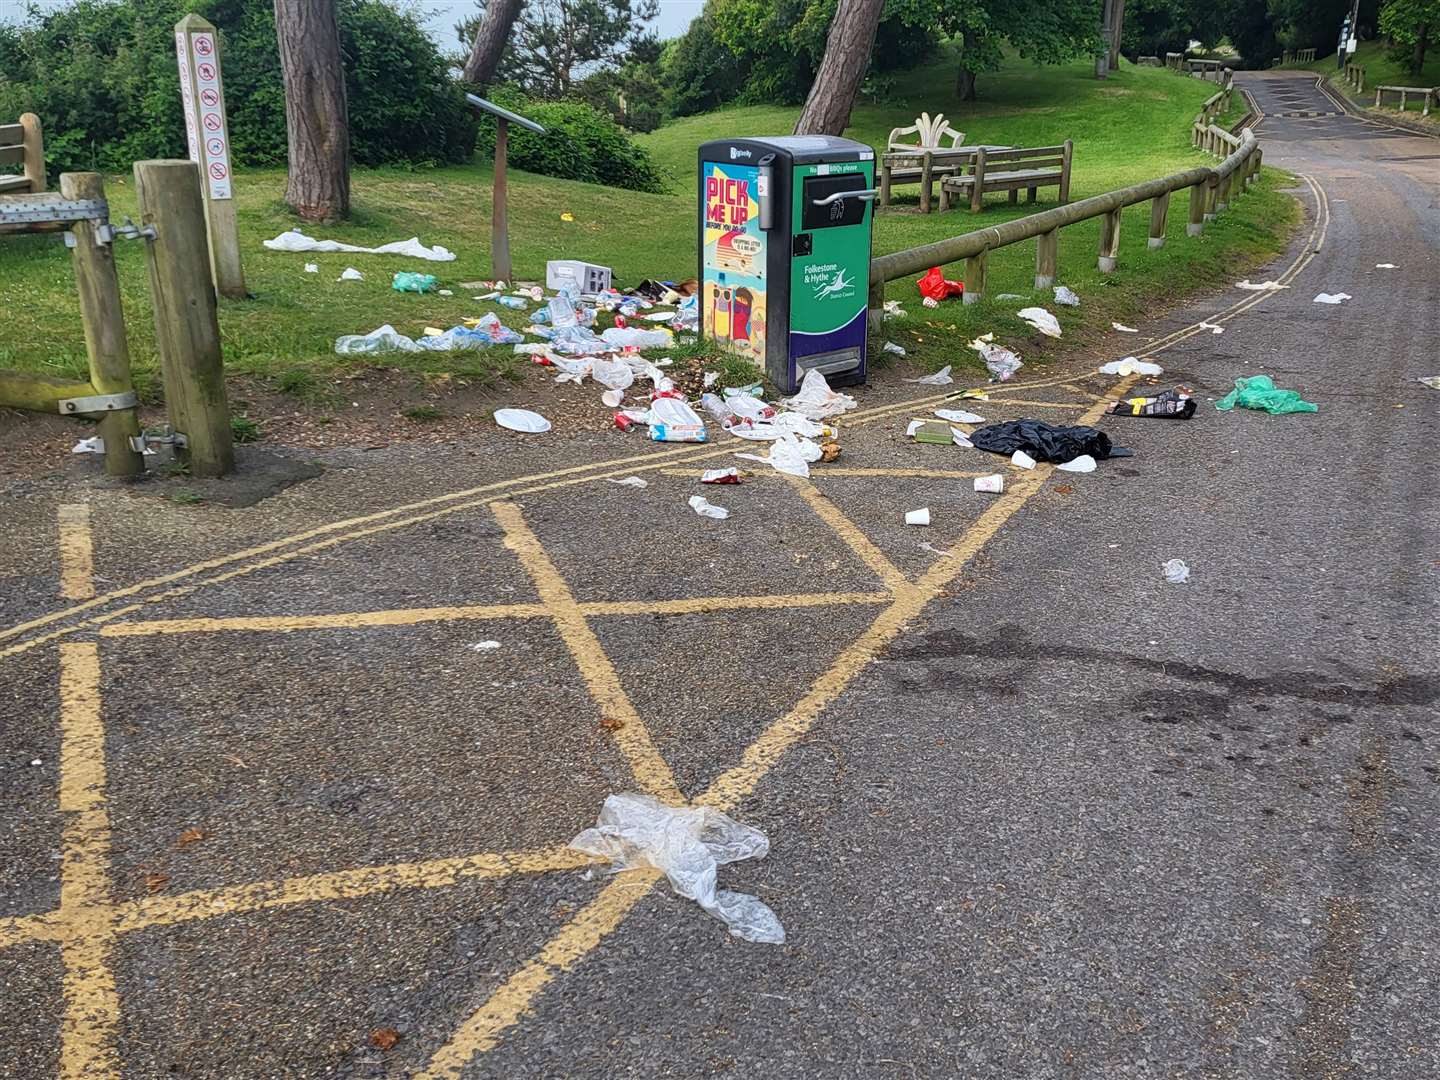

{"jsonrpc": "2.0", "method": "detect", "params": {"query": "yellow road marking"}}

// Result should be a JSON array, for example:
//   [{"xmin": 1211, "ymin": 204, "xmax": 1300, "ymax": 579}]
[
  {"xmin": 421, "ymin": 376, "xmax": 1141, "ymax": 1074},
  {"xmin": 116, "ymin": 847, "xmax": 598, "ymax": 934},
  {"xmin": 57, "ymin": 641, "xmax": 122, "ymax": 1080},
  {"xmin": 491, "ymin": 500, "xmax": 684, "ymax": 805},
  {"xmin": 99, "ymin": 592, "xmax": 891, "ymax": 638},
  {"xmin": 786, "ymin": 476, "xmax": 910, "ymax": 592},
  {"xmin": 57, "ymin": 505, "xmax": 95, "ymax": 601},
  {"xmin": 0, "ymin": 911, "xmax": 61, "ymax": 948},
  {"xmin": 416, "ymin": 870, "xmax": 662, "ymax": 1080},
  {"xmin": 658, "ymin": 466, "xmax": 989, "ymax": 480}
]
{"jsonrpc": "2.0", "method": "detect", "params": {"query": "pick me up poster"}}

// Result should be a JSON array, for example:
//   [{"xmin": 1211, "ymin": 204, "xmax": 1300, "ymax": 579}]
[{"xmin": 702, "ymin": 162, "xmax": 767, "ymax": 363}]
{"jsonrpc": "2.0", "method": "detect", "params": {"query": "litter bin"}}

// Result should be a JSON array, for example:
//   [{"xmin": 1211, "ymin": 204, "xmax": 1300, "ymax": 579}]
[{"xmin": 697, "ymin": 136, "xmax": 877, "ymax": 394}]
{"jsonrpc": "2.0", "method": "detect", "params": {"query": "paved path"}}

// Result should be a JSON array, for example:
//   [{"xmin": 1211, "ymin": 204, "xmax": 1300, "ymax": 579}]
[{"xmin": 2, "ymin": 72, "xmax": 1437, "ymax": 1079}]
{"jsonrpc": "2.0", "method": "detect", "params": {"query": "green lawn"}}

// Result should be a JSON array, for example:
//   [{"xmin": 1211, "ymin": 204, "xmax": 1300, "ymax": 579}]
[
  {"xmin": 0, "ymin": 48, "xmax": 1294, "ymax": 401},
  {"xmin": 1303, "ymin": 40, "xmax": 1440, "ymax": 125}
]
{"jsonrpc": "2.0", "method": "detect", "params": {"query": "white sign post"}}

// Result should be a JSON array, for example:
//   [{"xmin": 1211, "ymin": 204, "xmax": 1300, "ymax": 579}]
[{"xmin": 175, "ymin": 14, "xmax": 247, "ymax": 299}]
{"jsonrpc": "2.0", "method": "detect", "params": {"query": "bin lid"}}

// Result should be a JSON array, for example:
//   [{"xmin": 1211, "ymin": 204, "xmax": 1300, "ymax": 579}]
[{"xmin": 699, "ymin": 135, "xmax": 873, "ymax": 165}]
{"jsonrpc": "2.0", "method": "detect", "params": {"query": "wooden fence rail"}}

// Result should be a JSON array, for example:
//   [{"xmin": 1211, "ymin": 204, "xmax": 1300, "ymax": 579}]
[
  {"xmin": 867, "ymin": 126, "xmax": 1259, "ymax": 311},
  {"xmin": 0, "ymin": 114, "xmax": 45, "ymax": 196},
  {"xmin": 1344, "ymin": 64, "xmax": 1367, "ymax": 93},
  {"xmin": 1374, "ymin": 85, "xmax": 1437, "ymax": 116}
]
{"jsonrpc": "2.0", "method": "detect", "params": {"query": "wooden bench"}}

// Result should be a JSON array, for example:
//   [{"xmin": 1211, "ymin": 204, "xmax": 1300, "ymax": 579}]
[
  {"xmin": 879, "ymin": 112, "xmax": 965, "ymax": 212},
  {"xmin": 0, "ymin": 114, "xmax": 46, "ymax": 196},
  {"xmin": 939, "ymin": 141, "xmax": 1073, "ymax": 213}
]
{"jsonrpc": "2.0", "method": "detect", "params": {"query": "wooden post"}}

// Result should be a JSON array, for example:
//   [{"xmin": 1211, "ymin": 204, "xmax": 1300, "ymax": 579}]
[
  {"xmin": 963, "ymin": 249, "xmax": 987, "ymax": 303},
  {"xmin": 867, "ymin": 278, "xmax": 885, "ymax": 328},
  {"xmin": 1217, "ymin": 170, "xmax": 1231, "ymax": 212},
  {"xmin": 134, "ymin": 160, "xmax": 234, "ymax": 478},
  {"xmin": 1034, "ymin": 228, "xmax": 1058, "ymax": 288},
  {"xmin": 20, "ymin": 113, "xmax": 45, "ymax": 193},
  {"xmin": 493, "ymin": 117, "xmax": 510, "ymax": 281},
  {"xmin": 1097, "ymin": 209, "xmax": 1121, "ymax": 273},
  {"xmin": 174, "ymin": 15, "xmax": 247, "ymax": 299},
  {"xmin": 919, "ymin": 151, "xmax": 934, "ymax": 214},
  {"xmin": 1148, "ymin": 191, "xmax": 1169, "ymax": 249},
  {"xmin": 1203, "ymin": 176, "xmax": 1217, "ymax": 221},
  {"xmin": 880, "ymin": 159, "xmax": 892, "ymax": 206},
  {"xmin": 1187, "ymin": 182, "xmax": 1206, "ymax": 236},
  {"xmin": 1357, "ymin": 68, "xmax": 1364, "ymax": 94},
  {"xmin": 970, "ymin": 147, "xmax": 986, "ymax": 212},
  {"xmin": 59, "ymin": 173, "xmax": 145, "ymax": 478},
  {"xmin": 1058, "ymin": 140, "xmax": 1073, "ymax": 204},
  {"xmin": 1375, "ymin": 88, "xmax": 1381, "ymax": 107}
]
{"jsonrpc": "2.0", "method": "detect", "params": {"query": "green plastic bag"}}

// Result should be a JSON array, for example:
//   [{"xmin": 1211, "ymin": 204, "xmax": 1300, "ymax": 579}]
[
  {"xmin": 1214, "ymin": 375, "xmax": 1317, "ymax": 414},
  {"xmin": 392, "ymin": 271, "xmax": 438, "ymax": 294}
]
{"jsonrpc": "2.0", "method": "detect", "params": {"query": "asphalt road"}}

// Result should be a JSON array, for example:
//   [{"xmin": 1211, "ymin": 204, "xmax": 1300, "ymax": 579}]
[{"xmin": 2, "ymin": 71, "xmax": 1437, "ymax": 1079}]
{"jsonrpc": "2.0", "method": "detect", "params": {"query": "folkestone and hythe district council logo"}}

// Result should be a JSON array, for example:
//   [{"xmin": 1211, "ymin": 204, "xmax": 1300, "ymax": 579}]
[{"xmin": 806, "ymin": 263, "xmax": 855, "ymax": 302}]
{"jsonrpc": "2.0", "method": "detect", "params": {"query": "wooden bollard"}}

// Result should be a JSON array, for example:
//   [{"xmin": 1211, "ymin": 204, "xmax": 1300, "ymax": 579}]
[
  {"xmin": 1097, "ymin": 209, "xmax": 1121, "ymax": 273},
  {"xmin": 59, "ymin": 172, "xmax": 144, "ymax": 478},
  {"xmin": 1187, "ymin": 183, "xmax": 1206, "ymax": 236},
  {"xmin": 963, "ymin": 249, "xmax": 987, "ymax": 303},
  {"xmin": 134, "ymin": 160, "xmax": 234, "ymax": 478},
  {"xmin": 1148, "ymin": 192, "xmax": 1169, "ymax": 249},
  {"xmin": 1034, "ymin": 228, "xmax": 1058, "ymax": 288}
]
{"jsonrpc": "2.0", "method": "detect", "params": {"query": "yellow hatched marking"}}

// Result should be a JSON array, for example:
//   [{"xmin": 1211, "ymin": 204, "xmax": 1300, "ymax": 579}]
[
  {"xmin": 785, "ymin": 476, "xmax": 910, "ymax": 592},
  {"xmin": 116, "ymin": 846, "xmax": 597, "ymax": 933},
  {"xmin": 57, "ymin": 641, "xmax": 122, "ymax": 1080},
  {"xmin": 417, "ymin": 870, "xmax": 662, "ymax": 1080},
  {"xmin": 0, "ymin": 911, "xmax": 61, "ymax": 948},
  {"xmin": 99, "ymin": 593, "xmax": 891, "ymax": 638},
  {"xmin": 491, "ymin": 500, "xmax": 684, "ymax": 805},
  {"xmin": 57, "ymin": 505, "xmax": 96, "ymax": 601}
]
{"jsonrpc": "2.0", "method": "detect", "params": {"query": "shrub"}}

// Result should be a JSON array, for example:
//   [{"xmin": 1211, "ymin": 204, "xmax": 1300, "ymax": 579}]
[
  {"xmin": 475, "ymin": 96, "xmax": 666, "ymax": 193},
  {"xmin": 0, "ymin": 0, "xmax": 476, "ymax": 177}
]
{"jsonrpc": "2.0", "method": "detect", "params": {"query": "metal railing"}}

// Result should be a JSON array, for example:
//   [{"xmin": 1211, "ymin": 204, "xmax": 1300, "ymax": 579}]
[{"xmin": 867, "ymin": 117, "xmax": 1260, "ymax": 310}]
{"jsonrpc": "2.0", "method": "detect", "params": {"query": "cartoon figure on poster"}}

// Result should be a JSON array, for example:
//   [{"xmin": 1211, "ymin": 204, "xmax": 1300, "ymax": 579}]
[{"xmin": 702, "ymin": 162, "xmax": 766, "ymax": 362}]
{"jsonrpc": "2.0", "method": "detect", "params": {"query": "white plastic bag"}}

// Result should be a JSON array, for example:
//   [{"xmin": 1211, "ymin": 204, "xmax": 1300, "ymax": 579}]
[
  {"xmin": 1313, "ymin": 292, "xmax": 1351, "ymax": 305},
  {"xmin": 605, "ymin": 476, "xmax": 648, "ymax": 488},
  {"xmin": 1112, "ymin": 322, "xmax": 1138, "ymax": 333},
  {"xmin": 1099, "ymin": 357, "xmax": 1163, "ymax": 376},
  {"xmin": 779, "ymin": 368, "xmax": 857, "ymax": 420},
  {"xmin": 264, "ymin": 229, "xmax": 455, "ymax": 261},
  {"xmin": 569, "ymin": 793, "xmax": 783, "ymax": 944},
  {"xmin": 1053, "ymin": 285, "xmax": 1080, "ymax": 306},
  {"xmin": 602, "ymin": 326, "xmax": 673, "ymax": 349},
  {"xmin": 735, "ymin": 433, "xmax": 819, "ymax": 478},
  {"xmin": 979, "ymin": 343, "xmax": 1023, "ymax": 381},
  {"xmin": 906, "ymin": 365, "xmax": 953, "ymax": 385},
  {"xmin": 591, "ymin": 357, "xmax": 635, "ymax": 391},
  {"xmin": 1162, "ymin": 558, "xmax": 1190, "ymax": 584},
  {"xmin": 1235, "ymin": 279, "xmax": 1288, "ymax": 291},
  {"xmin": 1017, "ymin": 307, "xmax": 1062, "ymax": 337},
  {"xmin": 687, "ymin": 495, "xmax": 730, "ymax": 520}
]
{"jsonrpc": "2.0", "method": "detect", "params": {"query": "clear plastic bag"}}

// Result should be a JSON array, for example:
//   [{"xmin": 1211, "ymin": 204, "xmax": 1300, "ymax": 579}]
[
  {"xmin": 569, "ymin": 793, "xmax": 784, "ymax": 944},
  {"xmin": 780, "ymin": 368, "xmax": 857, "ymax": 420}
]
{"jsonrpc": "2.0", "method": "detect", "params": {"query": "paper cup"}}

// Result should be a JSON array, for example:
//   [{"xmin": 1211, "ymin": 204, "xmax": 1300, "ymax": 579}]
[
  {"xmin": 904, "ymin": 508, "xmax": 931, "ymax": 526},
  {"xmin": 974, "ymin": 474, "xmax": 1005, "ymax": 494}
]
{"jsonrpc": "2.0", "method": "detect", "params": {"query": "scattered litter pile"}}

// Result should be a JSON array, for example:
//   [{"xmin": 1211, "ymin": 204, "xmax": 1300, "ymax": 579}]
[{"xmin": 569, "ymin": 793, "xmax": 785, "ymax": 944}]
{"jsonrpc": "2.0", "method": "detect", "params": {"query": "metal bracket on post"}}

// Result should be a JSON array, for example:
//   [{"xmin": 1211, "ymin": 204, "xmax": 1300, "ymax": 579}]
[
  {"xmin": 132, "ymin": 427, "xmax": 189, "ymax": 455},
  {"xmin": 57, "ymin": 390, "xmax": 140, "ymax": 416}
]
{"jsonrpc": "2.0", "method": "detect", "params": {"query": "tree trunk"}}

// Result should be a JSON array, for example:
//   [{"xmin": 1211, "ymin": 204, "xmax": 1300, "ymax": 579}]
[
  {"xmin": 462, "ymin": 0, "xmax": 523, "ymax": 87},
  {"xmin": 957, "ymin": 67, "xmax": 977, "ymax": 101},
  {"xmin": 274, "ymin": 0, "xmax": 350, "ymax": 222},
  {"xmin": 1412, "ymin": 23, "xmax": 1429, "ymax": 77},
  {"xmin": 793, "ymin": 0, "xmax": 886, "ymax": 135},
  {"xmin": 1109, "ymin": 0, "xmax": 1126, "ymax": 69}
]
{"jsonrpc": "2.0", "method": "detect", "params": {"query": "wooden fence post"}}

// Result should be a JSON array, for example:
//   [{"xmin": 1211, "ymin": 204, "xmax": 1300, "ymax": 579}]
[
  {"xmin": 133, "ymin": 159, "xmax": 234, "ymax": 478},
  {"xmin": 59, "ymin": 172, "xmax": 145, "ymax": 478},
  {"xmin": 969, "ymin": 148, "xmax": 987, "ymax": 213},
  {"xmin": 1097, "ymin": 209, "xmax": 1121, "ymax": 273},
  {"xmin": 1148, "ymin": 192, "xmax": 1169, "ymax": 249},
  {"xmin": 963, "ymin": 249, "xmax": 988, "ymax": 303},
  {"xmin": 1187, "ymin": 183, "xmax": 1206, "ymax": 236},
  {"xmin": 1034, "ymin": 228, "xmax": 1058, "ymax": 288},
  {"xmin": 20, "ymin": 113, "xmax": 46, "ymax": 193},
  {"xmin": 919, "ymin": 151, "xmax": 934, "ymax": 215}
]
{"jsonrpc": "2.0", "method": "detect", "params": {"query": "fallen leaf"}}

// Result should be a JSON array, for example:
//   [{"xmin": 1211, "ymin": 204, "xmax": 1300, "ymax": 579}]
[
  {"xmin": 820, "ymin": 441, "xmax": 841, "ymax": 463},
  {"xmin": 599, "ymin": 716, "xmax": 625, "ymax": 732},
  {"xmin": 369, "ymin": 1028, "xmax": 400, "ymax": 1051},
  {"xmin": 1054, "ymin": 484, "xmax": 1073, "ymax": 495},
  {"xmin": 176, "ymin": 827, "xmax": 206, "ymax": 849},
  {"xmin": 144, "ymin": 872, "xmax": 170, "ymax": 894}
]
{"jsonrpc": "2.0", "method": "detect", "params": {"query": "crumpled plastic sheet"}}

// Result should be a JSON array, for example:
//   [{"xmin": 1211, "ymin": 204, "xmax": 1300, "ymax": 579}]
[
  {"xmin": 728, "ymin": 412, "xmax": 828, "ymax": 441},
  {"xmin": 569, "ymin": 793, "xmax": 784, "ymax": 944},
  {"xmin": 1053, "ymin": 285, "xmax": 1080, "ymax": 306},
  {"xmin": 979, "ymin": 343, "xmax": 1023, "ymax": 381},
  {"xmin": 1214, "ymin": 375, "xmax": 1317, "ymax": 414},
  {"xmin": 735, "ymin": 433, "xmax": 821, "ymax": 477},
  {"xmin": 334, "ymin": 318, "xmax": 521, "ymax": 354},
  {"xmin": 602, "ymin": 326, "xmax": 674, "ymax": 349},
  {"xmin": 1099, "ymin": 357, "xmax": 1163, "ymax": 376},
  {"xmin": 905, "ymin": 365, "xmax": 953, "ymax": 385},
  {"xmin": 779, "ymin": 368, "xmax": 857, "ymax": 420},
  {"xmin": 970, "ymin": 418, "xmax": 1114, "ymax": 463},
  {"xmin": 1017, "ymin": 307, "xmax": 1062, "ymax": 337},
  {"xmin": 263, "ymin": 229, "xmax": 455, "ymax": 261},
  {"xmin": 590, "ymin": 357, "xmax": 635, "ymax": 391}
]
